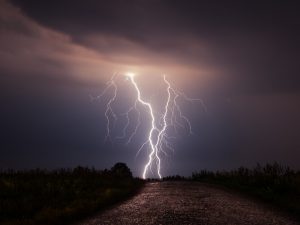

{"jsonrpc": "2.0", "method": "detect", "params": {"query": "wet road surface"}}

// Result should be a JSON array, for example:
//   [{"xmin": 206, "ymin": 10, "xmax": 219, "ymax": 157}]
[{"xmin": 78, "ymin": 182, "xmax": 299, "ymax": 225}]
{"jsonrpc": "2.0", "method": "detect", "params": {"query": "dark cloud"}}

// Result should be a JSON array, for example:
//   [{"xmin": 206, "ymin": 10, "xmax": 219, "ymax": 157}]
[
  {"xmin": 11, "ymin": 1, "xmax": 299, "ymax": 38},
  {"xmin": 10, "ymin": 0, "xmax": 300, "ymax": 93}
]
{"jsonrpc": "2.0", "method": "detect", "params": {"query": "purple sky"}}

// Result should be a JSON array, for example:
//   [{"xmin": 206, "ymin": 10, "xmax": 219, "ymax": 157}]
[{"xmin": 0, "ymin": 0, "xmax": 299, "ymax": 177}]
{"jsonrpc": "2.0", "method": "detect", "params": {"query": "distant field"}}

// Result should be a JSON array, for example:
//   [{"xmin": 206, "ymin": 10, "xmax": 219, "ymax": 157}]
[{"xmin": 0, "ymin": 164, "xmax": 144, "ymax": 225}]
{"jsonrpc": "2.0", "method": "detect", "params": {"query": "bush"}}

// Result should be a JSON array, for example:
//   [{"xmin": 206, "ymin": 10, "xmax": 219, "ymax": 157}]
[
  {"xmin": 0, "ymin": 164, "xmax": 144, "ymax": 225},
  {"xmin": 110, "ymin": 162, "xmax": 132, "ymax": 178}
]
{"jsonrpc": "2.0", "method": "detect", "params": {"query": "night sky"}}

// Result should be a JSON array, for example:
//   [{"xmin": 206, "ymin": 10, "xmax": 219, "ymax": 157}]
[{"xmin": 0, "ymin": 0, "xmax": 300, "ymax": 177}]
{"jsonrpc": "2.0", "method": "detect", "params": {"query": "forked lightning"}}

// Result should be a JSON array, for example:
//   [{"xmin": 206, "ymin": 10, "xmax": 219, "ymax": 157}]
[{"xmin": 92, "ymin": 73, "xmax": 205, "ymax": 179}]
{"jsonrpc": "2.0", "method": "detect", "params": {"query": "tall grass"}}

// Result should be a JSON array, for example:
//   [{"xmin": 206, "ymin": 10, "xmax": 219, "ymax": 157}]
[
  {"xmin": 191, "ymin": 162, "xmax": 300, "ymax": 216},
  {"xmin": 0, "ymin": 165, "xmax": 144, "ymax": 225}
]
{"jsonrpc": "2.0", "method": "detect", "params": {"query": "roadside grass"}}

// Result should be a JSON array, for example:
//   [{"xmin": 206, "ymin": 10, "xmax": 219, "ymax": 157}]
[
  {"xmin": 0, "ymin": 164, "xmax": 144, "ymax": 225},
  {"xmin": 164, "ymin": 162, "xmax": 300, "ymax": 218}
]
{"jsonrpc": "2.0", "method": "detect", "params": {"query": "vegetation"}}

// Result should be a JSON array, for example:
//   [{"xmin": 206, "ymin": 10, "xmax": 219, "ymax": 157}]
[
  {"xmin": 191, "ymin": 162, "xmax": 300, "ymax": 217},
  {"xmin": 2, "ymin": 162, "xmax": 298, "ymax": 224},
  {"xmin": 0, "ymin": 163, "xmax": 144, "ymax": 225}
]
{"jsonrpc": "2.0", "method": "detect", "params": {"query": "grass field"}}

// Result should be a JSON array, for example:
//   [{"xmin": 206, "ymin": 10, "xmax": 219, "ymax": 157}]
[{"xmin": 0, "ymin": 163, "xmax": 144, "ymax": 225}]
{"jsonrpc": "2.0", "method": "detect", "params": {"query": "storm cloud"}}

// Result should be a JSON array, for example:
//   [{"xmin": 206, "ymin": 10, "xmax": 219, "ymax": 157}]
[{"xmin": 1, "ymin": 0, "xmax": 300, "ymax": 176}]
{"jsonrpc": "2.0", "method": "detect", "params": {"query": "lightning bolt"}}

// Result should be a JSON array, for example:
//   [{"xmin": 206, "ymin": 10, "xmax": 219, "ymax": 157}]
[
  {"xmin": 90, "ymin": 73, "xmax": 118, "ymax": 142},
  {"xmin": 92, "ymin": 73, "xmax": 205, "ymax": 179}
]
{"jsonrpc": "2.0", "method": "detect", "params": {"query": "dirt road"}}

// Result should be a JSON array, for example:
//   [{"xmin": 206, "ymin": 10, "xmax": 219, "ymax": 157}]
[{"xmin": 78, "ymin": 182, "xmax": 299, "ymax": 225}]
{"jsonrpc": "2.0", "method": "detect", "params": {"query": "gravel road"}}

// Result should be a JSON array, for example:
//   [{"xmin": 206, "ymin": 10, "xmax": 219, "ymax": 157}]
[{"xmin": 78, "ymin": 181, "xmax": 299, "ymax": 225}]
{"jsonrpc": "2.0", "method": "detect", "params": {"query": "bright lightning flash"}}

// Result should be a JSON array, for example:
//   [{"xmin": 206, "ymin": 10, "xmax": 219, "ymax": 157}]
[{"xmin": 92, "ymin": 73, "xmax": 205, "ymax": 179}]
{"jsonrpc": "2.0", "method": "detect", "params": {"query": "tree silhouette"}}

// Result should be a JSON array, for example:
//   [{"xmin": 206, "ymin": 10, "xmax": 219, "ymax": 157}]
[{"xmin": 110, "ymin": 162, "xmax": 132, "ymax": 178}]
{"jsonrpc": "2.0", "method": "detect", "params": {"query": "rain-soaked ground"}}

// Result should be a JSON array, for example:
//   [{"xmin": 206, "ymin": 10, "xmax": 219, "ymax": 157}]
[{"xmin": 78, "ymin": 181, "xmax": 299, "ymax": 225}]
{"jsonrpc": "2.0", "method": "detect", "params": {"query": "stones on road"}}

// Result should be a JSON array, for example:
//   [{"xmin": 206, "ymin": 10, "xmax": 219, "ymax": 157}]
[{"xmin": 79, "ymin": 182, "xmax": 299, "ymax": 225}]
